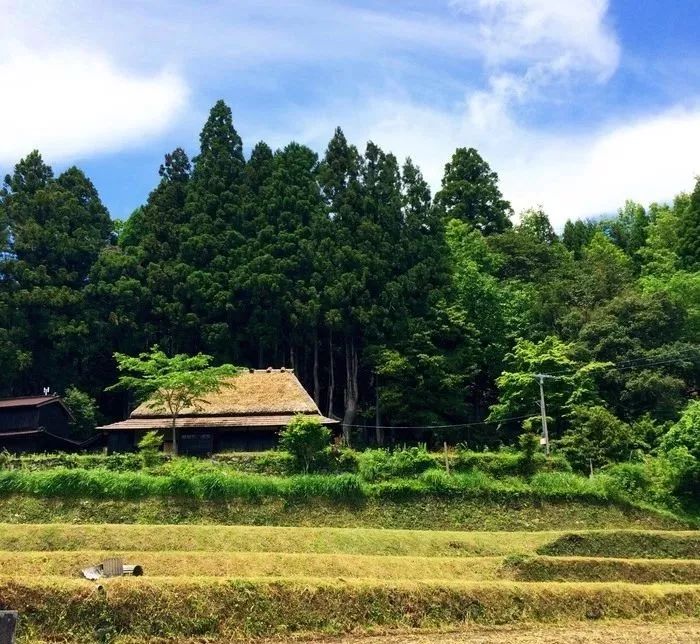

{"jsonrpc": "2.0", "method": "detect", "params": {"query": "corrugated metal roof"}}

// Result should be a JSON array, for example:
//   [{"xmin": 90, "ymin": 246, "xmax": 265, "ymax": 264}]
[
  {"xmin": 100, "ymin": 414, "xmax": 338, "ymax": 432},
  {"xmin": 0, "ymin": 396, "xmax": 61, "ymax": 409}
]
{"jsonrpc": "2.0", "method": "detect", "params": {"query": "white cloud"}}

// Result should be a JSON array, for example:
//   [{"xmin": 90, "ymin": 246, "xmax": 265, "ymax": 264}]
[
  {"xmin": 291, "ymin": 94, "xmax": 700, "ymax": 227},
  {"xmin": 450, "ymin": 0, "xmax": 619, "ymax": 75},
  {"xmin": 285, "ymin": 1, "xmax": 699, "ymax": 226},
  {"xmin": 0, "ymin": 46, "xmax": 188, "ymax": 166},
  {"xmin": 2, "ymin": 0, "xmax": 698, "ymax": 227}
]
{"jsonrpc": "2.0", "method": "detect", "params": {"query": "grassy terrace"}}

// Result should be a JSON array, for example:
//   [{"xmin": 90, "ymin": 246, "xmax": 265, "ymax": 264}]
[
  {"xmin": 1, "ymin": 524, "xmax": 698, "ymax": 641},
  {"xmin": 0, "ymin": 494, "xmax": 690, "ymax": 531}
]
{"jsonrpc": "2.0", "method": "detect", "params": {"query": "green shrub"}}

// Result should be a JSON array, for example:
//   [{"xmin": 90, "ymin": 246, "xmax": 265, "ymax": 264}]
[
  {"xmin": 358, "ymin": 446, "xmax": 436, "ymax": 482},
  {"xmin": 453, "ymin": 449, "xmax": 570, "ymax": 476},
  {"xmin": 660, "ymin": 401, "xmax": 700, "ymax": 495},
  {"xmin": 137, "ymin": 431, "xmax": 163, "ymax": 468},
  {"xmin": 212, "ymin": 451, "xmax": 295, "ymax": 475},
  {"xmin": 279, "ymin": 415, "xmax": 331, "ymax": 473},
  {"xmin": 517, "ymin": 432, "xmax": 540, "ymax": 477},
  {"xmin": 285, "ymin": 474, "xmax": 365, "ymax": 502},
  {"xmin": 603, "ymin": 462, "xmax": 654, "ymax": 497},
  {"xmin": 558, "ymin": 405, "xmax": 645, "ymax": 472},
  {"xmin": 63, "ymin": 387, "xmax": 100, "ymax": 439}
]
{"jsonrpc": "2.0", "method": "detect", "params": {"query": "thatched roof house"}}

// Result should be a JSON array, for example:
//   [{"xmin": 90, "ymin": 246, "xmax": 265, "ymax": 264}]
[{"xmin": 100, "ymin": 368, "xmax": 337, "ymax": 455}]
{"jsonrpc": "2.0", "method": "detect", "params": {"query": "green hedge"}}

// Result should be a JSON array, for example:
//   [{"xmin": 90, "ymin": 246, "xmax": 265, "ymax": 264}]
[{"xmin": 0, "ymin": 467, "xmax": 675, "ymax": 512}]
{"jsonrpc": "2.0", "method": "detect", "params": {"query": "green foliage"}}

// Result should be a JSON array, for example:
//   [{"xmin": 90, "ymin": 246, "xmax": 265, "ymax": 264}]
[
  {"xmin": 0, "ymin": 100, "xmax": 698, "ymax": 477},
  {"xmin": 108, "ymin": 346, "xmax": 239, "ymax": 455},
  {"xmin": 677, "ymin": 178, "xmax": 700, "ymax": 270},
  {"xmin": 659, "ymin": 400, "xmax": 700, "ymax": 494},
  {"xmin": 488, "ymin": 336, "xmax": 608, "ymax": 439},
  {"xmin": 357, "ymin": 446, "xmax": 437, "ymax": 482},
  {"xmin": 453, "ymin": 448, "xmax": 570, "ymax": 477},
  {"xmin": 278, "ymin": 415, "xmax": 331, "ymax": 473},
  {"xmin": 518, "ymin": 432, "xmax": 540, "ymax": 477},
  {"xmin": 137, "ymin": 431, "xmax": 164, "ymax": 468},
  {"xmin": 558, "ymin": 405, "xmax": 646, "ymax": 472},
  {"xmin": 63, "ymin": 387, "xmax": 100, "ymax": 439},
  {"xmin": 435, "ymin": 147, "xmax": 512, "ymax": 234}
]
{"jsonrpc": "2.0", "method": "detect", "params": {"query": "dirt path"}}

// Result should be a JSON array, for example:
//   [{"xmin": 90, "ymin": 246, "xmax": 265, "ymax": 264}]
[{"xmin": 259, "ymin": 621, "xmax": 700, "ymax": 644}]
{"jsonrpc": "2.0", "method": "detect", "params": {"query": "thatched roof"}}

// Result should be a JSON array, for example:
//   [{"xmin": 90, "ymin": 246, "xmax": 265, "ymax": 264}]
[
  {"xmin": 101, "ymin": 414, "xmax": 337, "ymax": 432},
  {"xmin": 130, "ymin": 368, "xmax": 320, "ymax": 418}
]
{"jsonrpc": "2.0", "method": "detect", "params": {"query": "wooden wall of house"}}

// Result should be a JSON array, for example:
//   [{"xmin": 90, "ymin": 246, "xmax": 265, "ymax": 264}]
[
  {"xmin": 0, "ymin": 408, "xmax": 38, "ymax": 431},
  {"xmin": 215, "ymin": 430, "xmax": 279, "ymax": 452},
  {"xmin": 38, "ymin": 404, "xmax": 71, "ymax": 437}
]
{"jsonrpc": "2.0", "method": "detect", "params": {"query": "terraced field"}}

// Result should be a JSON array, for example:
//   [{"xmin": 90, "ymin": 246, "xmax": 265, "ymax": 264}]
[{"xmin": 1, "ymin": 524, "xmax": 698, "ymax": 642}]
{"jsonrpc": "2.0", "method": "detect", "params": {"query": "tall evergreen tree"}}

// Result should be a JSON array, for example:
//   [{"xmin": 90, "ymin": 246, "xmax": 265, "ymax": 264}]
[
  {"xmin": 677, "ymin": 178, "xmax": 700, "ymax": 270},
  {"xmin": 435, "ymin": 147, "xmax": 512, "ymax": 235},
  {"xmin": 180, "ymin": 100, "xmax": 247, "ymax": 358},
  {"xmin": 0, "ymin": 152, "xmax": 112, "ymax": 395}
]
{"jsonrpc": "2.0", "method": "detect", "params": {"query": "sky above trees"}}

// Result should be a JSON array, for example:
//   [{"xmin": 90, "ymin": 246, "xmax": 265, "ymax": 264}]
[{"xmin": 2, "ymin": 0, "xmax": 700, "ymax": 226}]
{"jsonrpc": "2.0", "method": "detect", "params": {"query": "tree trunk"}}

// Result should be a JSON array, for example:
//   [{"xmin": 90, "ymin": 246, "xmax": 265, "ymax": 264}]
[
  {"xmin": 171, "ymin": 415, "xmax": 178, "ymax": 456},
  {"xmin": 313, "ymin": 329, "xmax": 320, "ymax": 407},
  {"xmin": 290, "ymin": 345, "xmax": 295, "ymax": 371},
  {"xmin": 258, "ymin": 339, "xmax": 263, "ymax": 369},
  {"xmin": 342, "ymin": 336, "xmax": 359, "ymax": 446},
  {"xmin": 327, "ymin": 330, "xmax": 334, "ymax": 418},
  {"xmin": 375, "ymin": 373, "xmax": 383, "ymax": 446}
]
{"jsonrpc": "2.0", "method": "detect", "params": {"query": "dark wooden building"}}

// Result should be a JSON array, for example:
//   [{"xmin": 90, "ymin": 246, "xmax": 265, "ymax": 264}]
[
  {"xmin": 0, "ymin": 395, "xmax": 89, "ymax": 453},
  {"xmin": 100, "ymin": 368, "xmax": 338, "ymax": 456}
]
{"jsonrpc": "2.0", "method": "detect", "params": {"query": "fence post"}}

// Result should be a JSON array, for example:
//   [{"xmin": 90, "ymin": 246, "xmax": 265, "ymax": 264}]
[{"xmin": 0, "ymin": 611, "xmax": 18, "ymax": 644}]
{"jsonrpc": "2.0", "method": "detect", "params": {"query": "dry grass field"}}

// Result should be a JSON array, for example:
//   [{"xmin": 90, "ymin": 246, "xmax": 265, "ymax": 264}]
[{"xmin": 0, "ymin": 523, "xmax": 697, "ymax": 642}]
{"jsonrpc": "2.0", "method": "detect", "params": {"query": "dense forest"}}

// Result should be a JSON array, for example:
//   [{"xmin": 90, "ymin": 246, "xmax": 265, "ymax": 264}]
[{"xmin": 1, "ymin": 100, "xmax": 698, "ymax": 456}]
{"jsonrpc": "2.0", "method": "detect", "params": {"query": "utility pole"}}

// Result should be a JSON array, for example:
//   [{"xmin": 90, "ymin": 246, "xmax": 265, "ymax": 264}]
[{"xmin": 535, "ymin": 373, "xmax": 555, "ymax": 456}]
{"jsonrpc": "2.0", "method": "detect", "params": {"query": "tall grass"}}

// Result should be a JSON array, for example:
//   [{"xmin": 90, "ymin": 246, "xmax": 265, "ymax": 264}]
[{"xmin": 0, "ymin": 465, "xmax": 677, "ymax": 513}]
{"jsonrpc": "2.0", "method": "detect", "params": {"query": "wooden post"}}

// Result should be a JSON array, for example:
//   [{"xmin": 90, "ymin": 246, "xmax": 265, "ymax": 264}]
[
  {"xmin": 0, "ymin": 611, "xmax": 18, "ymax": 644},
  {"xmin": 444, "ymin": 441, "xmax": 450, "ymax": 475}
]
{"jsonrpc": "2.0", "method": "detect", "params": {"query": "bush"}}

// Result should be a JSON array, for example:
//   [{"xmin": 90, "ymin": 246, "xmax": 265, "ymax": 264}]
[
  {"xmin": 63, "ymin": 387, "xmax": 100, "ymax": 439},
  {"xmin": 603, "ymin": 462, "xmax": 654, "ymax": 497},
  {"xmin": 518, "ymin": 432, "xmax": 540, "ymax": 477},
  {"xmin": 137, "ymin": 431, "xmax": 163, "ymax": 468},
  {"xmin": 279, "ymin": 416, "xmax": 331, "ymax": 473},
  {"xmin": 660, "ymin": 400, "xmax": 700, "ymax": 495},
  {"xmin": 452, "ymin": 449, "xmax": 570, "ymax": 477},
  {"xmin": 358, "ymin": 446, "xmax": 436, "ymax": 482},
  {"xmin": 558, "ymin": 405, "xmax": 644, "ymax": 472}
]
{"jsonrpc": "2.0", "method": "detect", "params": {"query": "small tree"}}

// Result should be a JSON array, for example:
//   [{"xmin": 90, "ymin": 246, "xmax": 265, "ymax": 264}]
[
  {"xmin": 107, "ymin": 346, "xmax": 239, "ymax": 456},
  {"xmin": 518, "ymin": 431, "xmax": 540, "ymax": 478},
  {"xmin": 137, "ymin": 430, "xmax": 163, "ymax": 468},
  {"xmin": 279, "ymin": 415, "xmax": 331, "ymax": 473},
  {"xmin": 558, "ymin": 405, "xmax": 645, "ymax": 472},
  {"xmin": 63, "ymin": 387, "xmax": 100, "ymax": 440}
]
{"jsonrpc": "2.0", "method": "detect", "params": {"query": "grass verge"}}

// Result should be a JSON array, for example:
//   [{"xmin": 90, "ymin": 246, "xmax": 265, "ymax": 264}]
[
  {"xmin": 3, "ymin": 551, "xmax": 700, "ymax": 584},
  {"xmin": 0, "ymin": 494, "xmax": 688, "ymax": 531},
  {"xmin": 538, "ymin": 531, "xmax": 700, "ymax": 559},
  {"xmin": 504, "ymin": 556, "xmax": 700, "ymax": 584},
  {"xmin": 4, "ymin": 578, "xmax": 700, "ymax": 642},
  {"xmin": 3, "ymin": 524, "xmax": 698, "ymax": 558}
]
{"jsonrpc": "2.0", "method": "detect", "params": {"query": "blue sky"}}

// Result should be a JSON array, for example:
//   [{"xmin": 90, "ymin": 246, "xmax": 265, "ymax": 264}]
[{"xmin": 2, "ymin": 0, "xmax": 700, "ymax": 227}]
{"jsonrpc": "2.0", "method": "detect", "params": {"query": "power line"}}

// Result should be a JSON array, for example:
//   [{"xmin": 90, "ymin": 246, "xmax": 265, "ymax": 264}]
[
  {"xmin": 341, "ymin": 414, "xmax": 532, "ymax": 431},
  {"xmin": 531, "ymin": 350, "xmax": 699, "ymax": 379}
]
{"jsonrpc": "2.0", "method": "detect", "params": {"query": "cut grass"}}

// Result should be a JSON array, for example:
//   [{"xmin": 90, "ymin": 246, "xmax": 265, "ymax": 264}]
[
  {"xmin": 0, "ymin": 494, "xmax": 689, "ymax": 531},
  {"xmin": 539, "ymin": 531, "xmax": 700, "ymax": 559},
  {"xmin": 1, "ymin": 524, "xmax": 697, "ymax": 558},
  {"xmin": 5, "ymin": 578, "xmax": 700, "ymax": 642},
  {"xmin": 0, "ymin": 523, "xmax": 557, "ymax": 556},
  {"xmin": 0, "ymin": 551, "xmax": 504, "ymax": 581},
  {"xmin": 2, "ymin": 551, "xmax": 700, "ymax": 584},
  {"xmin": 505, "ymin": 556, "xmax": 700, "ymax": 584},
  {"xmin": 257, "ymin": 622, "xmax": 700, "ymax": 644}
]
